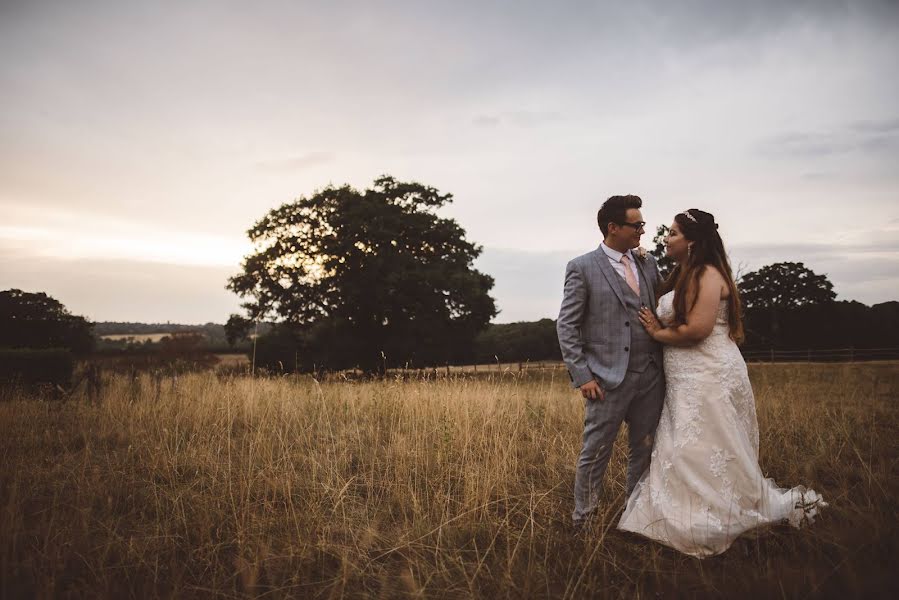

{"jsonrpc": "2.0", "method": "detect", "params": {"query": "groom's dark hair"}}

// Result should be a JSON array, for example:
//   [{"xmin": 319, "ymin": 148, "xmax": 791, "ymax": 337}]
[{"xmin": 597, "ymin": 195, "xmax": 642, "ymax": 236}]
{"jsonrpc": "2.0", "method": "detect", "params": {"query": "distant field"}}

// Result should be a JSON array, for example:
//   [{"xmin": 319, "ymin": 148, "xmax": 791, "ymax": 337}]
[
  {"xmin": 214, "ymin": 353, "xmax": 250, "ymax": 367},
  {"xmin": 100, "ymin": 333, "xmax": 172, "ymax": 342},
  {"xmin": 1, "ymin": 362, "xmax": 896, "ymax": 598}
]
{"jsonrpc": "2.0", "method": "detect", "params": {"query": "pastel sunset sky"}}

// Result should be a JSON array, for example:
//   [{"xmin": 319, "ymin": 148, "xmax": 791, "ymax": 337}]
[{"xmin": 2, "ymin": 0, "xmax": 897, "ymax": 323}]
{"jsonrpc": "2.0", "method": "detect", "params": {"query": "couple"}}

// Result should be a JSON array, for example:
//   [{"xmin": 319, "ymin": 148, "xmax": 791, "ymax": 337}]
[{"xmin": 557, "ymin": 195, "xmax": 825, "ymax": 558}]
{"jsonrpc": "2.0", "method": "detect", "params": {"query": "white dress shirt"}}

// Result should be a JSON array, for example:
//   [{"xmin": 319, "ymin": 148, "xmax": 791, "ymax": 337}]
[{"xmin": 600, "ymin": 242, "xmax": 640, "ymax": 293}]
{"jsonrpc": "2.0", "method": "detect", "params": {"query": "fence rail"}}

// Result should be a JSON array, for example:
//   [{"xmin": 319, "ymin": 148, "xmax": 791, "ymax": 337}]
[
  {"xmin": 740, "ymin": 347, "xmax": 899, "ymax": 363},
  {"xmin": 386, "ymin": 348, "xmax": 899, "ymax": 377}
]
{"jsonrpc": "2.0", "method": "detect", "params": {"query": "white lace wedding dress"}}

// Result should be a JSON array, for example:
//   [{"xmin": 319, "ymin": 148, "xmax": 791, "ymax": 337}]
[{"xmin": 617, "ymin": 291, "xmax": 825, "ymax": 557}]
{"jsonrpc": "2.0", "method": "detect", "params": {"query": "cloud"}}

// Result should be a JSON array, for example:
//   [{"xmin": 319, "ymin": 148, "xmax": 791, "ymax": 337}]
[
  {"xmin": 256, "ymin": 152, "xmax": 335, "ymax": 172},
  {"xmin": 800, "ymin": 172, "xmax": 836, "ymax": 181},
  {"xmin": 472, "ymin": 110, "xmax": 562, "ymax": 129},
  {"xmin": 850, "ymin": 117, "xmax": 899, "ymax": 133},
  {"xmin": 756, "ymin": 118, "xmax": 899, "ymax": 158},
  {"xmin": 729, "ymin": 238, "xmax": 899, "ymax": 260},
  {"xmin": 475, "ymin": 247, "xmax": 572, "ymax": 323},
  {"xmin": 0, "ymin": 207, "xmax": 247, "ymax": 268},
  {"xmin": 759, "ymin": 132, "xmax": 853, "ymax": 157},
  {"xmin": 0, "ymin": 252, "xmax": 243, "ymax": 323},
  {"xmin": 472, "ymin": 115, "xmax": 501, "ymax": 128}
]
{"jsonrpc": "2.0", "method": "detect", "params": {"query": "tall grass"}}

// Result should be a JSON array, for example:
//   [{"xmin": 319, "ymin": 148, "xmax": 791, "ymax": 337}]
[{"xmin": 1, "ymin": 363, "xmax": 896, "ymax": 598}]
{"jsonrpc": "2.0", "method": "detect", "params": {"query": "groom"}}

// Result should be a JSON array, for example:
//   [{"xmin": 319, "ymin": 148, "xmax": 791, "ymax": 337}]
[{"xmin": 557, "ymin": 195, "xmax": 665, "ymax": 527}]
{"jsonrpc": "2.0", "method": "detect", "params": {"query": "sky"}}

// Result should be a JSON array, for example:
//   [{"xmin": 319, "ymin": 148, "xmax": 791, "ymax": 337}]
[{"xmin": 1, "ymin": 0, "xmax": 897, "ymax": 324}]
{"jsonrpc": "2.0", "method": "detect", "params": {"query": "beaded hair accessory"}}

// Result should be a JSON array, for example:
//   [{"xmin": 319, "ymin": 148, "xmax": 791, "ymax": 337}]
[
  {"xmin": 681, "ymin": 210, "xmax": 698, "ymax": 223},
  {"xmin": 681, "ymin": 209, "xmax": 719, "ymax": 230}
]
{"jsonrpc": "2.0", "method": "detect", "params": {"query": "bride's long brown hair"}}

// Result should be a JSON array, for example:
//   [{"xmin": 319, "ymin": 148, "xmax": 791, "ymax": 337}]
[{"xmin": 657, "ymin": 209, "xmax": 745, "ymax": 344}]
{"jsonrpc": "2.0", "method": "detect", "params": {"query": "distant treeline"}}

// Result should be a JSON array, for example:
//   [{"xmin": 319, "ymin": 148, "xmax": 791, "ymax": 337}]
[
  {"xmin": 92, "ymin": 322, "xmax": 273, "ymax": 350},
  {"xmin": 741, "ymin": 300, "xmax": 899, "ymax": 350},
  {"xmin": 249, "ymin": 299, "xmax": 899, "ymax": 372},
  {"xmin": 4, "ymin": 286, "xmax": 898, "ymax": 384},
  {"xmin": 105, "ymin": 299, "xmax": 898, "ymax": 366},
  {"xmin": 470, "ymin": 300, "xmax": 899, "ymax": 364}
]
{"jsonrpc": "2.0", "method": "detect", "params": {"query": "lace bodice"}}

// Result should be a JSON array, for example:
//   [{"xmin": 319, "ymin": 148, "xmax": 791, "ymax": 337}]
[
  {"xmin": 657, "ymin": 291, "xmax": 728, "ymax": 329},
  {"xmin": 656, "ymin": 291, "xmax": 735, "ymax": 377}
]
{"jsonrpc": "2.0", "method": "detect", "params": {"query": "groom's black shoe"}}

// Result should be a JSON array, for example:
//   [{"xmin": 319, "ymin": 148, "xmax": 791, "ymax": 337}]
[
  {"xmin": 572, "ymin": 518, "xmax": 600, "ymax": 539},
  {"xmin": 572, "ymin": 519, "xmax": 588, "ymax": 538}
]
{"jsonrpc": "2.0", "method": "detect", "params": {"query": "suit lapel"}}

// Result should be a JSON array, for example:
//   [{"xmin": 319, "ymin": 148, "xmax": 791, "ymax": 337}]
[{"xmin": 592, "ymin": 248, "xmax": 628, "ymax": 310}]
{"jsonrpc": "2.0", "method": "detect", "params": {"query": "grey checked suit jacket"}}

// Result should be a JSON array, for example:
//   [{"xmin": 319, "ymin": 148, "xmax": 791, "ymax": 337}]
[{"xmin": 557, "ymin": 247, "xmax": 662, "ymax": 390}]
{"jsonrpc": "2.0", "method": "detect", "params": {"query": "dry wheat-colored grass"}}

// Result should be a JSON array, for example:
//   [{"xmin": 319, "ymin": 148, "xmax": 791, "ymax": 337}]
[{"xmin": 1, "ymin": 362, "xmax": 896, "ymax": 599}]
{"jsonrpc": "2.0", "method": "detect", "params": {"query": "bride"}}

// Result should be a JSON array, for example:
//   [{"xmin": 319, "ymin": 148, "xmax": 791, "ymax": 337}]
[{"xmin": 617, "ymin": 209, "xmax": 825, "ymax": 558}]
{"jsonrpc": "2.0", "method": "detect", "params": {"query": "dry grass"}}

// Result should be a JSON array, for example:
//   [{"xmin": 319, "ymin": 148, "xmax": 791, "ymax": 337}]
[{"xmin": 1, "ymin": 363, "xmax": 896, "ymax": 599}]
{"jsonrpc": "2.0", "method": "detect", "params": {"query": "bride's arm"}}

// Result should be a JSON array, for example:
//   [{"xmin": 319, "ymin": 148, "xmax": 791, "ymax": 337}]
[{"xmin": 641, "ymin": 268, "xmax": 724, "ymax": 346}]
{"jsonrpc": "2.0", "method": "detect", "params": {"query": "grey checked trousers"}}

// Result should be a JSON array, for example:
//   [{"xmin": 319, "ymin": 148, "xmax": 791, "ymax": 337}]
[{"xmin": 572, "ymin": 360, "xmax": 665, "ymax": 524}]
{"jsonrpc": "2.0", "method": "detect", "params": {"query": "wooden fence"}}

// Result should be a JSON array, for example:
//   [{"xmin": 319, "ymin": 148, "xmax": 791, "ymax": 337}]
[
  {"xmin": 381, "ymin": 347, "xmax": 899, "ymax": 378},
  {"xmin": 740, "ymin": 347, "xmax": 899, "ymax": 363}
]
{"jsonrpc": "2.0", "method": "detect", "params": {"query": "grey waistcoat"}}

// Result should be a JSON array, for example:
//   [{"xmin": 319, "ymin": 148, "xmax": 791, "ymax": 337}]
[{"xmin": 619, "ymin": 273, "xmax": 657, "ymax": 373}]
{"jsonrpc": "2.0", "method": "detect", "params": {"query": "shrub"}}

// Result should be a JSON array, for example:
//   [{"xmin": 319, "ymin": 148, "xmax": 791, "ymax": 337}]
[{"xmin": 0, "ymin": 348, "xmax": 74, "ymax": 386}]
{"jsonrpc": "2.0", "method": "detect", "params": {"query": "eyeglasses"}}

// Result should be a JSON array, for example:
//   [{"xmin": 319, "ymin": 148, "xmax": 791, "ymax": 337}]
[{"xmin": 617, "ymin": 221, "xmax": 646, "ymax": 230}]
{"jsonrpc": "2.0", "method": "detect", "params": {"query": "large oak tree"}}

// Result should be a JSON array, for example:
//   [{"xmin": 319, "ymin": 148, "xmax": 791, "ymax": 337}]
[
  {"xmin": 738, "ymin": 261, "xmax": 836, "ymax": 310},
  {"xmin": 227, "ymin": 176, "xmax": 497, "ymax": 372},
  {"xmin": 737, "ymin": 262, "xmax": 836, "ymax": 346}
]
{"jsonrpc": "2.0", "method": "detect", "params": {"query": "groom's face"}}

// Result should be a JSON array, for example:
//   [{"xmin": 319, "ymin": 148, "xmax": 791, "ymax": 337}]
[{"xmin": 611, "ymin": 208, "xmax": 645, "ymax": 250}]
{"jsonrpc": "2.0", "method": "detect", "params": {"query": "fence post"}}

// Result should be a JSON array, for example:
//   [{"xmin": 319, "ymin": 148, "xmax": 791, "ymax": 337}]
[
  {"xmin": 849, "ymin": 347, "xmax": 854, "ymax": 362},
  {"xmin": 88, "ymin": 364, "xmax": 102, "ymax": 404},
  {"xmin": 769, "ymin": 348, "xmax": 774, "ymax": 362}
]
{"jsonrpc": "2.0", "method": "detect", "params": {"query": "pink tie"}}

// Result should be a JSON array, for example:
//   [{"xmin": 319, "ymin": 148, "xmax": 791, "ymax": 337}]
[{"xmin": 620, "ymin": 253, "xmax": 640, "ymax": 296}]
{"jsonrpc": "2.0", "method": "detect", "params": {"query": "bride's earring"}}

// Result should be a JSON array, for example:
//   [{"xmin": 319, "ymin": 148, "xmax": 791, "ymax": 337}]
[{"xmin": 687, "ymin": 244, "xmax": 694, "ymax": 258}]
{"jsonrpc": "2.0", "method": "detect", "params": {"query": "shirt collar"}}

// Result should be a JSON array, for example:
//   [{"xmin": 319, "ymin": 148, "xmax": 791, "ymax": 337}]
[{"xmin": 600, "ymin": 242, "xmax": 633, "ymax": 263}]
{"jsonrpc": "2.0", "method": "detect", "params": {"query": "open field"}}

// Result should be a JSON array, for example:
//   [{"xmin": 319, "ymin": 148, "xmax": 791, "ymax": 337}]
[{"xmin": 1, "ymin": 363, "xmax": 896, "ymax": 599}]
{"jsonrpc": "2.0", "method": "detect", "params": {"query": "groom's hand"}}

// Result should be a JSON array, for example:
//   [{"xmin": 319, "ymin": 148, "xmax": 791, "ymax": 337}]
[{"xmin": 580, "ymin": 379, "xmax": 605, "ymax": 402}]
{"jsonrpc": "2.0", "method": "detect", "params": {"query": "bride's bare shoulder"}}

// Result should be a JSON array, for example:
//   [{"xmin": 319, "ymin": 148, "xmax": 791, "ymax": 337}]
[{"xmin": 699, "ymin": 266, "xmax": 729, "ymax": 299}]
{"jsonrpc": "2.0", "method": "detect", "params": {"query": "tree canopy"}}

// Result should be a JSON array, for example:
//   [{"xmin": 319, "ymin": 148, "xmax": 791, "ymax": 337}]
[
  {"xmin": 737, "ymin": 262, "xmax": 837, "ymax": 347},
  {"xmin": 224, "ymin": 314, "xmax": 253, "ymax": 348},
  {"xmin": 227, "ymin": 176, "xmax": 497, "ymax": 371},
  {"xmin": 648, "ymin": 224, "xmax": 674, "ymax": 280},
  {"xmin": 0, "ymin": 289, "xmax": 94, "ymax": 353},
  {"xmin": 738, "ymin": 262, "xmax": 836, "ymax": 310}
]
